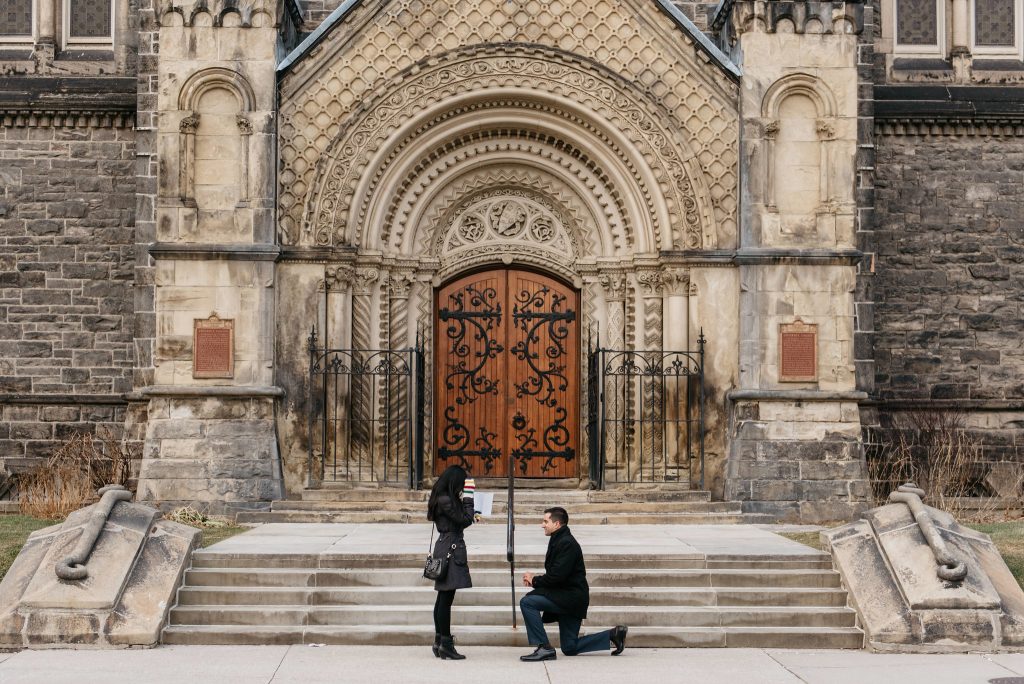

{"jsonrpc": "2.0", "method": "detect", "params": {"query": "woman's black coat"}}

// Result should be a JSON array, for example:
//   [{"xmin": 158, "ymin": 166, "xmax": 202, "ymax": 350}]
[
  {"xmin": 431, "ymin": 494, "xmax": 475, "ymax": 591},
  {"xmin": 525, "ymin": 525, "xmax": 590, "ymax": 620}
]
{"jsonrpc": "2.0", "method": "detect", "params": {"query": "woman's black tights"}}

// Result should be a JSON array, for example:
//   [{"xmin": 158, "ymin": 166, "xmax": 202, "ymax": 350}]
[{"xmin": 433, "ymin": 589, "xmax": 457, "ymax": 636}]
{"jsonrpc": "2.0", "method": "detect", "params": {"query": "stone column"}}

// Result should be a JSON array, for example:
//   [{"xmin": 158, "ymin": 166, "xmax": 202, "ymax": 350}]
[
  {"xmin": 661, "ymin": 268, "xmax": 691, "ymax": 481},
  {"xmin": 951, "ymin": 0, "xmax": 971, "ymax": 80},
  {"xmin": 387, "ymin": 272, "xmax": 415, "ymax": 480},
  {"xmin": 595, "ymin": 271, "xmax": 628, "ymax": 481},
  {"xmin": 348, "ymin": 267, "xmax": 381, "ymax": 477},
  {"xmin": 636, "ymin": 267, "xmax": 665, "ymax": 481}
]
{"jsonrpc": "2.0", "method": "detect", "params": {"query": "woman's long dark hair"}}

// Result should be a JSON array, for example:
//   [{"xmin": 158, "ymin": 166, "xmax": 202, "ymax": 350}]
[{"xmin": 427, "ymin": 465, "xmax": 468, "ymax": 521}]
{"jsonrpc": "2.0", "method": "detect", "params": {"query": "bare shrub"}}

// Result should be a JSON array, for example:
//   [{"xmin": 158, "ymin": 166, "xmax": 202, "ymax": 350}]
[
  {"xmin": 18, "ymin": 430, "xmax": 139, "ymax": 520},
  {"xmin": 866, "ymin": 408, "xmax": 997, "ymax": 521}
]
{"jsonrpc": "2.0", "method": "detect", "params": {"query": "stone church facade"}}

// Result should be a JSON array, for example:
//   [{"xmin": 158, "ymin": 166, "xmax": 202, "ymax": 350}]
[{"xmin": 0, "ymin": 0, "xmax": 1021, "ymax": 521}]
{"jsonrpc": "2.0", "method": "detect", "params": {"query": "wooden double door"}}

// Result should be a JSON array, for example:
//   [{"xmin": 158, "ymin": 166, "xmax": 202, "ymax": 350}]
[{"xmin": 434, "ymin": 268, "xmax": 579, "ymax": 478}]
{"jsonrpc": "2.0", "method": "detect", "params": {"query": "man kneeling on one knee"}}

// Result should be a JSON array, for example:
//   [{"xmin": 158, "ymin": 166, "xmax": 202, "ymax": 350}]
[{"xmin": 519, "ymin": 507, "xmax": 628, "ymax": 661}]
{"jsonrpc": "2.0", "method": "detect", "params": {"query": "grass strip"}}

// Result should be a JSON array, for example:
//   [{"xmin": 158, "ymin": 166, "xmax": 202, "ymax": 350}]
[{"xmin": 0, "ymin": 515, "xmax": 60, "ymax": 581}]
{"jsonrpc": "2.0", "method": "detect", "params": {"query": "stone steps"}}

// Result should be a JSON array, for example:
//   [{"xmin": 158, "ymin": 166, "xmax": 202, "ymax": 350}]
[
  {"xmin": 175, "ymin": 586, "xmax": 850, "ymax": 607},
  {"xmin": 237, "ymin": 487, "xmax": 769, "ymax": 525},
  {"xmin": 162, "ymin": 624, "xmax": 865, "ymax": 649},
  {"xmin": 164, "ymin": 551, "xmax": 862, "ymax": 649},
  {"xmin": 180, "ymin": 567, "xmax": 843, "ymax": 589},
  {"xmin": 296, "ymin": 488, "xmax": 712, "ymax": 503},
  {"xmin": 168, "ymin": 604, "xmax": 857, "ymax": 628},
  {"xmin": 271, "ymin": 500, "xmax": 739, "ymax": 514},
  {"xmin": 236, "ymin": 510, "xmax": 773, "ymax": 525}
]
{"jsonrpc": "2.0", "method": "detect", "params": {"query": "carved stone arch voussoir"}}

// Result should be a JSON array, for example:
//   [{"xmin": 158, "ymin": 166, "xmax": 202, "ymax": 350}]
[
  {"xmin": 299, "ymin": 44, "xmax": 718, "ymax": 252},
  {"xmin": 396, "ymin": 147, "xmax": 624, "ymax": 259},
  {"xmin": 177, "ymin": 66, "xmax": 257, "ymax": 112},
  {"xmin": 761, "ymin": 72, "xmax": 837, "ymax": 120}
]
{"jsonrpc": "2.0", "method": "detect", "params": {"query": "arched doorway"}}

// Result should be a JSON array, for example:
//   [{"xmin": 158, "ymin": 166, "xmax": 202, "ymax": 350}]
[{"xmin": 434, "ymin": 268, "xmax": 579, "ymax": 479}]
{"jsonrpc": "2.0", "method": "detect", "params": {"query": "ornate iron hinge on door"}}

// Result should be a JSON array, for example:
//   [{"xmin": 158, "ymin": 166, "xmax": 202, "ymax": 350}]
[
  {"xmin": 509, "ymin": 287, "xmax": 576, "ymax": 473},
  {"xmin": 437, "ymin": 285, "xmax": 504, "ymax": 473}
]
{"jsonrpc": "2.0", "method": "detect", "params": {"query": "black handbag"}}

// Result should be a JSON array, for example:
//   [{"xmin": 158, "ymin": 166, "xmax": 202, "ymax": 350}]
[{"xmin": 423, "ymin": 523, "xmax": 456, "ymax": 581}]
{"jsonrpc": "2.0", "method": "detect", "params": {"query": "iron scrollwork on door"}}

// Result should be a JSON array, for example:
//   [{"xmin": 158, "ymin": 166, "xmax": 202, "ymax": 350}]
[
  {"xmin": 510, "ymin": 410, "xmax": 575, "ymax": 474},
  {"xmin": 509, "ymin": 286, "xmax": 576, "ymax": 473},
  {"xmin": 437, "ymin": 285, "xmax": 504, "ymax": 473}
]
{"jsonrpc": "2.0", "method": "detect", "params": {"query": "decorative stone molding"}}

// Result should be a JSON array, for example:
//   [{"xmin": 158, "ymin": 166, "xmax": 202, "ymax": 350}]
[
  {"xmin": 636, "ymin": 269, "xmax": 665, "ymax": 297},
  {"xmin": 661, "ymin": 268, "xmax": 691, "ymax": 296},
  {"xmin": 352, "ymin": 268, "xmax": 381, "ymax": 297},
  {"xmin": 178, "ymin": 113, "xmax": 199, "ymax": 134},
  {"xmin": 157, "ymin": 0, "xmax": 280, "ymax": 28},
  {"xmin": 435, "ymin": 190, "xmax": 577, "ymax": 265},
  {"xmin": 714, "ymin": 0, "xmax": 865, "ymax": 42},
  {"xmin": 816, "ymin": 119, "xmax": 837, "ymax": 140},
  {"xmin": 286, "ymin": 45, "xmax": 731, "ymax": 252},
  {"xmin": 414, "ymin": 167, "xmax": 599, "ymax": 259},
  {"xmin": 324, "ymin": 264, "xmax": 355, "ymax": 290},
  {"xmin": 598, "ymin": 272, "xmax": 628, "ymax": 302},
  {"xmin": 762, "ymin": 119, "xmax": 780, "ymax": 139},
  {"xmin": 388, "ymin": 272, "xmax": 415, "ymax": 300},
  {"xmin": 236, "ymin": 115, "xmax": 254, "ymax": 135},
  {"xmin": 0, "ymin": 110, "xmax": 136, "ymax": 128},
  {"xmin": 875, "ymin": 119, "xmax": 1024, "ymax": 137}
]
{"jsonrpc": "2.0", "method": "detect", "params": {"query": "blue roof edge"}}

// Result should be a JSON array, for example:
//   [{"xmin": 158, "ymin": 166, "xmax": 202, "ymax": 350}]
[
  {"xmin": 277, "ymin": 0, "xmax": 362, "ymax": 74},
  {"xmin": 654, "ymin": 0, "xmax": 741, "ymax": 79},
  {"xmin": 278, "ymin": 0, "xmax": 741, "ymax": 80}
]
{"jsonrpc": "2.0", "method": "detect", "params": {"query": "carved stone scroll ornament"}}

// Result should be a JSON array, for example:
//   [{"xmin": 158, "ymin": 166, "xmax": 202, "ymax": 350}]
[
  {"xmin": 55, "ymin": 485, "xmax": 133, "ymax": 580},
  {"xmin": 888, "ymin": 482, "xmax": 968, "ymax": 583}
]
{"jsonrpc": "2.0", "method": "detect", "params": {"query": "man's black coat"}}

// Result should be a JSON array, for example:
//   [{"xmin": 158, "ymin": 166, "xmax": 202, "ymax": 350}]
[{"xmin": 526, "ymin": 525, "xmax": 590, "ymax": 620}]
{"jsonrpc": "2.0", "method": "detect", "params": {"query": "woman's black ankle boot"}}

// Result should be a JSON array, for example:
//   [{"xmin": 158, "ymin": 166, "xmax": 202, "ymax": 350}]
[
  {"xmin": 432, "ymin": 633, "xmax": 441, "ymax": 657},
  {"xmin": 437, "ymin": 635, "xmax": 466, "ymax": 660}
]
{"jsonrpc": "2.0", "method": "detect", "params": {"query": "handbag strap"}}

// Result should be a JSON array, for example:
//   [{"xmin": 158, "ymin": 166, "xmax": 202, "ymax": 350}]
[{"xmin": 428, "ymin": 522, "xmax": 436, "ymax": 553}]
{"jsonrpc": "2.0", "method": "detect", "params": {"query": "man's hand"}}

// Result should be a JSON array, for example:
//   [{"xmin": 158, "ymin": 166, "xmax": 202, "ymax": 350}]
[{"xmin": 522, "ymin": 572, "xmax": 534, "ymax": 587}]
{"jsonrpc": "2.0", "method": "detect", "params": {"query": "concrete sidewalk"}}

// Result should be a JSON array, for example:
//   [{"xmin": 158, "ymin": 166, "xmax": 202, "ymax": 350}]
[
  {"xmin": 1, "ymin": 646, "xmax": 1022, "ymax": 683},
  {"xmin": 198, "ymin": 522, "xmax": 824, "ymax": 559}
]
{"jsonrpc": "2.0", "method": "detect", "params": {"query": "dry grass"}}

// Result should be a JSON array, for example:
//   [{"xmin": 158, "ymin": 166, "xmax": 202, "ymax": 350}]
[
  {"xmin": 165, "ymin": 505, "xmax": 248, "ymax": 548},
  {"xmin": 198, "ymin": 525, "xmax": 249, "ymax": 548},
  {"xmin": 18, "ymin": 430, "xmax": 137, "ymax": 520},
  {"xmin": 865, "ymin": 409, "xmax": 1022, "ymax": 522}
]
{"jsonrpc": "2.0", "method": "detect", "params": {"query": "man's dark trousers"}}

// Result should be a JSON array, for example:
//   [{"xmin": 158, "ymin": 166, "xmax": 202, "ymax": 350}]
[{"xmin": 520, "ymin": 594, "xmax": 611, "ymax": 655}]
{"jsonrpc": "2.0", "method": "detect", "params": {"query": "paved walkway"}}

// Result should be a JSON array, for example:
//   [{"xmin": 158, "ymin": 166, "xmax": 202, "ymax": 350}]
[
  {"xmin": 199, "ymin": 522, "xmax": 824, "ymax": 559},
  {"xmin": 0, "ymin": 646, "xmax": 1022, "ymax": 683}
]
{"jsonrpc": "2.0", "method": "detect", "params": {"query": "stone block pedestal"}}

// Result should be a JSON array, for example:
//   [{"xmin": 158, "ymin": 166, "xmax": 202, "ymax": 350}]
[
  {"xmin": 136, "ymin": 387, "xmax": 284, "ymax": 515},
  {"xmin": 725, "ymin": 390, "xmax": 871, "ymax": 522}
]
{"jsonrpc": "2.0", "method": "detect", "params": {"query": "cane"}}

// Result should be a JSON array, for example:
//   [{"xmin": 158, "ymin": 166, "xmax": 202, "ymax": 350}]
[{"xmin": 507, "ymin": 453, "xmax": 517, "ymax": 629}]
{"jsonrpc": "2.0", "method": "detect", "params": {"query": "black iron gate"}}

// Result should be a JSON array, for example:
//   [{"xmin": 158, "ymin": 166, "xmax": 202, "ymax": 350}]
[
  {"xmin": 307, "ymin": 328, "xmax": 425, "ymax": 487},
  {"xmin": 587, "ymin": 333, "xmax": 706, "ymax": 488}
]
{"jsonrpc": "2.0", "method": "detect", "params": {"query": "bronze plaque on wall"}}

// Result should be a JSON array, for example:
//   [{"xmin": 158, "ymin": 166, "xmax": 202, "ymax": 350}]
[
  {"xmin": 779, "ymin": 320, "xmax": 817, "ymax": 382},
  {"xmin": 193, "ymin": 315, "xmax": 234, "ymax": 379}
]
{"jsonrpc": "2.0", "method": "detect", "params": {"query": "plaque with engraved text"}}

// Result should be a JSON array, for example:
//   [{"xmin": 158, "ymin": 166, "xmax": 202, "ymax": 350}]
[
  {"xmin": 779, "ymin": 321, "xmax": 817, "ymax": 382},
  {"xmin": 193, "ymin": 315, "xmax": 234, "ymax": 379}
]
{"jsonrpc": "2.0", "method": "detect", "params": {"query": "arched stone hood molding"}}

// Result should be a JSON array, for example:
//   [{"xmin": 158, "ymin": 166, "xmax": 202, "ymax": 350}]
[{"xmin": 292, "ymin": 46, "xmax": 720, "ymax": 252}]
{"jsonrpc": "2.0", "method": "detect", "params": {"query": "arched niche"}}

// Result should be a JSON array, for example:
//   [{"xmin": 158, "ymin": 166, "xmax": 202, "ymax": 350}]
[
  {"xmin": 176, "ymin": 68, "xmax": 256, "ymax": 234},
  {"xmin": 760, "ymin": 73, "xmax": 838, "ymax": 222}
]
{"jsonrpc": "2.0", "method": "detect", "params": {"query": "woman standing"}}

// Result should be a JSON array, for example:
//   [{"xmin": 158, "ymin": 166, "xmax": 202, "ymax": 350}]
[{"xmin": 427, "ymin": 465, "xmax": 476, "ymax": 660}]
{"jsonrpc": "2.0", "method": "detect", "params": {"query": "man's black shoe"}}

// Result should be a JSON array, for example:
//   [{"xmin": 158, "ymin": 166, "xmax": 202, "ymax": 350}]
[
  {"xmin": 610, "ymin": 625, "xmax": 628, "ymax": 655},
  {"xmin": 520, "ymin": 645, "xmax": 557, "ymax": 662}
]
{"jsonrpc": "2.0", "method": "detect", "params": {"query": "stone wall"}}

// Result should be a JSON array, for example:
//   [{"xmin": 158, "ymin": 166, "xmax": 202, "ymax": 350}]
[
  {"xmin": 0, "ymin": 117, "xmax": 137, "ymax": 477},
  {"xmin": 873, "ymin": 133, "xmax": 1024, "ymax": 465}
]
